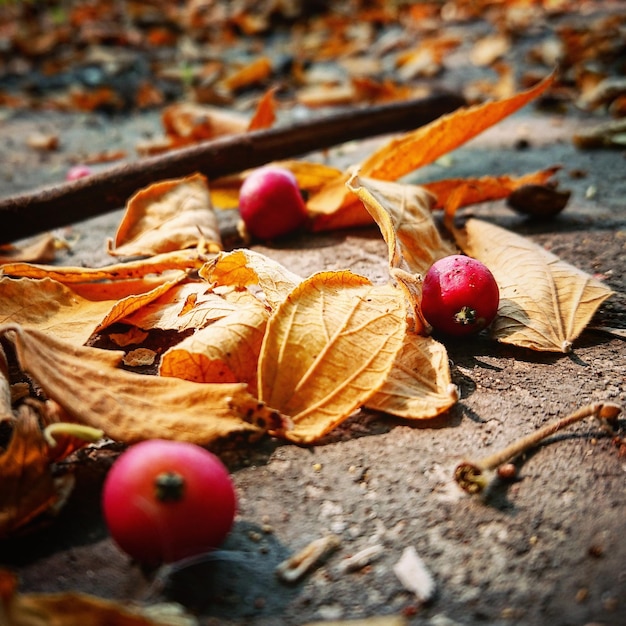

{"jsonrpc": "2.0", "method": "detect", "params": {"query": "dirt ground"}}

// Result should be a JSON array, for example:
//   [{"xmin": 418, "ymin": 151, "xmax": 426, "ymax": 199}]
[{"xmin": 1, "ymin": 3, "xmax": 625, "ymax": 626}]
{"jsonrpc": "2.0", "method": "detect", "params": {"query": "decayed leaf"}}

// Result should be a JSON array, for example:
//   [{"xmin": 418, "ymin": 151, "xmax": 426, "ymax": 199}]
[
  {"xmin": 200, "ymin": 249, "xmax": 301, "ymax": 310},
  {"xmin": 2, "ymin": 324, "xmax": 280, "ymax": 444},
  {"xmin": 0, "ymin": 406, "xmax": 71, "ymax": 538},
  {"xmin": 366, "ymin": 333, "xmax": 458, "ymax": 419},
  {"xmin": 0, "ymin": 274, "xmax": 186, "ymax": 346},
  {"xmin": 160, "ymin": 296, "xmax": 269, "ymax": 396},
  {"xmin": 258, "ymin": 271, "xmax": 407, "ymax": 443},
  {"xmin": 455, "ymin": 218, "xmax": 614, "ymax": 352},
  {"xmin": 0, "ymin": 569, "xmax": 198, "ymax": 626},
  {"xmin": 347, "ymin": 175, "xmax": 456, "ymax": 329},
  {"xmin": 109, "ymin": 173, "xmax": 222, "ymax": 257}
]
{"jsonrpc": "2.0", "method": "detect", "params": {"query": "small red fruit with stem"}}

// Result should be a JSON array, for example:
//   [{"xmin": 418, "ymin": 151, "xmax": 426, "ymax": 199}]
[
  {"xmin": 420, "ymin": 254, "xmax": 500, "ymax": 337},
  {"xmin": 102, "ymin": 439, "xmax": 236, "ymax": 566},
  {"xmin": 239, "ymin": 165, "xmax": 308, "ymax": 240}
]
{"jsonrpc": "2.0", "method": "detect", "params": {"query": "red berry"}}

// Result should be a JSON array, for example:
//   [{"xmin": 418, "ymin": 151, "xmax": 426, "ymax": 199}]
[
  {"xmin": 239, "ymin": 166, "xmax": 308, "ymax": 240},
  {"xmin": 420, "ymin": 255, "xmax": 499, "ymax": 337},
  {"xmin": 65, "ymin": 164, "xmax": 93, "ymax": 181},
  {"xmin": 102, "ymin": 440, "xmax": 236, "ymax": 565}
]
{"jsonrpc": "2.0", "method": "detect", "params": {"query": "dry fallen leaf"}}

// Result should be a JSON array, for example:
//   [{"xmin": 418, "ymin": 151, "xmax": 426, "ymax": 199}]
[
  {"xmin": 109, "ymin": 173, "xmax": 222, "ymax": 257},
  {"xmin": 309, "ymin": 71, "xmax": 557, "ymax": 229},
  {"xmin": 366, "ymin": 333, "xmax": 458, "ymax": 420},
  {"xmin": 0, "ymin": 273, "xmax": 186, "ymax": 346},
  {"xmin": 0, "ymin": 234, "xmax": 57, "ymax": 265},
  {"xmin": 160, "ymin": 294, "xmax": 269, "ymax": 396},
  {"xmin": 200, "ymin": 249, "xmax": 301, "ymax": 310},
  {"xmin": 455, "ymin": 218, "xmax": 614, "ymax": 352},
  {"xmin": 258, "ymin": 271, "xmax": 407, "ymax": 443},
  {"xmin": 2, "ymin": 324, "xmax": 285, "ymax": 444},
  {"xmin": 0, "ymin": 406, "xmax": 72, "ymax": 538},
  {"xmin": 347, "ymin": 175, "xmax": 456, "ymax": 329}
]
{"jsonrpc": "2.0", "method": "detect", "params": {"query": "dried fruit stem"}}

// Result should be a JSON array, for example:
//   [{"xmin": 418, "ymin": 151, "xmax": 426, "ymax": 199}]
[{"xmin": 455, "ymin": 401, "xmax": 622, "ymax": 494}]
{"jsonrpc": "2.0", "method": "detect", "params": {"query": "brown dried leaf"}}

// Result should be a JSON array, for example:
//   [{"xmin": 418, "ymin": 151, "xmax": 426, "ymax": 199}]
[
  {"xmin": 0, "ymin": 407, "xmax": 62, "ymax": 538},
  {"xmin": 160, "ymin": 296, "xmax": 269, "ymax": 396},
  {"xmin": 0, "ymin": 234, "xmax": 56, "ymax": 265},
  {"xmin": 366, "ymin": 333, "xmax": 458, "ymax": 419},
  {"xmin": 455, "ymin": 219, "xmax": 614, "ymax": 352},
  {"xmin": 200, "ymin": 249, "xmax": 301, "ymax": 310},
  {"xmin": 110, "ymin": 174, "xmax": 222, "ymax": 257},
  {"xmin": 2, "ymin": 324, "xmax": 271, "ymax": 444},
  {"xmin": 258, "ymin": 271, "xmax": 407, "ymax": 443},
  {"xmin": 0, "ymin": 569, "xmax": 197, "ymax": 625}
]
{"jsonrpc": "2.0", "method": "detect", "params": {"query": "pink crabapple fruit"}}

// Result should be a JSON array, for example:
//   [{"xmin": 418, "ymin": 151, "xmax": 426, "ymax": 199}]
[
  {"xmin": 238, "ymin": 165, "xmax": 309, "ymax": 240},
  {"xmin": 420, "ymin": 254, "xmax": 500, "ymax": 337},
  {"xmin": 102, "ymin": 439, "xmax": 237, "ymax": 566},
  {"xmin": 65, "ymin": 164, "xmax": 93, "ymax": 181}
]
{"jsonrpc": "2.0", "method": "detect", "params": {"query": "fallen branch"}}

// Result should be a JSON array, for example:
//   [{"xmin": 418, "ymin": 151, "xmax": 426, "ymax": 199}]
[{"xmin": 0, "ymin": 92, "xmax": 465, "ymax": 244}]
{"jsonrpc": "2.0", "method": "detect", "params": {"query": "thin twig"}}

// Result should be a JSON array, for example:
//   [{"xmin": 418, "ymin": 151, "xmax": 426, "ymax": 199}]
[{"xmin": 454, "ymin": 401, "xmax": 622, "ymax": 494}]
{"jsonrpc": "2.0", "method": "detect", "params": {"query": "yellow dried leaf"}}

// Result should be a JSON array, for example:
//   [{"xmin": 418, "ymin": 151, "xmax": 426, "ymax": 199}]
[
  {"xmin": 347, "ymin": 175, "xmax": 456, "ymax": 330},
  {"xmin": 0, "ymin": 274, "xmax": 186, "ymax": 346},
  {"xmin": 2, "ymin": 324, "xmax": 274, "ymax": 444},
  {"xmin": 258, "ymin": 271, "xmax": 407, "ymax": 443},
  {"xmin": 110, "ymin": 173, "xmax": 222, "ymax": 257},
  {"xmin": 366, "ymin": 333, "xmax": 458, "ymax": 419},
  {"xmin": 200, "ymin": 249, "xmax": 301, "ymax": 309},
  {"xmin": 160, "ymin": 296, "xmax": 269, "ymax": 396},
  {"xmin": 122, "ymin": 281, "xmax": 242, "ymax": 332},
  {"xmin": 455, "ymin": 219, "xmax": 614, "ymax": 352},
  {"xmin": 0, "ymin": 248, "xmax": 211, "ymax": 283}
]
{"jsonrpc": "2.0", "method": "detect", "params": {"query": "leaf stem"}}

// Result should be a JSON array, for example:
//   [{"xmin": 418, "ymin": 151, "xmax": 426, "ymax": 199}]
[
  {"xmin": 43, "ymin": 422, "xmax": 105, "ymax": 448},
  {"xmin": 454, "ymin": 401, "xmax": 622, "ymax": 494}
]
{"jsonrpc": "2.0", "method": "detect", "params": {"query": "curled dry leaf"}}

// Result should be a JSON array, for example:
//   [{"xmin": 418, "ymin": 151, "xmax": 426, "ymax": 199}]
[
  {"xmin": 0, "ymin": 405, "xmax": 73, "ymax": 538},
  {"xmin": 347, "ymin": 175, "xmax": 456, "ymax": 329},
  {"xmin": 0, "ymin": 248, "xmax": 211, "ymax": 284},
  {"xmin": 109, "ymin": 173, "xmax": 222, "ymax": 257},
  {"xmin": 200, "ymin": 248, "xmax": 301, "ymax": 310},
  {"xmin": 0, "ymin": 234, "xmax": 56, "ymax": 265},
  {"xmin": 160, "ymin": 295, "xmax": 269, "ymax": 396},
  {"xmin": 122, "ymin": 282, "xmax": 242, "ymax": 332},
  {"xmin": 309, "ymin": 70, "xmax": 557, "ymax": 229},
  {"xmin": 0, "ymin": 569, "xmax": 198, "ymax": 626},
  {"xmin": 366, "ymin": 333, "xmax": 458, "ymax": 420},
  {"xmin": 455, "ymin": 218, "xmax": 614, "ymax": 352},
  {"xmin": 2, "ymin": 324, "xmax": 280, "ymax": 444},
  {"xmin": 0, "ymin": 273, "xmax": 186, "ymax": 346},
  {"xmin": 258, "ymin": 271, "xmax": 407, "ymax": 443}
]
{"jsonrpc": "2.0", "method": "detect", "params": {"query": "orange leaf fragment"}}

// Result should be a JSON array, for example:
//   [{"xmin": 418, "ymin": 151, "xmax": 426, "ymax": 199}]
[
  {"xmin": 258, "ymin": 271, "xmax": 407, "ymax": 443},
  {"xmin": 109, "ymin": 173, "xmax": 222, "ymax": 257},
  {"xmin": 247, "ymin": 87, "xmax": 278, "ymax": 131},
  {"xmin": 221, "ymin": 57, "xmax": 273, "ymax": 92}
]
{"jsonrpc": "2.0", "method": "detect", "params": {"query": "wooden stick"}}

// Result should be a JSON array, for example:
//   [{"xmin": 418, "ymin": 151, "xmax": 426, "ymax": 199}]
[{"xmin": 0, "ymin": 92, "xmax": 465, "ymax": 243}]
